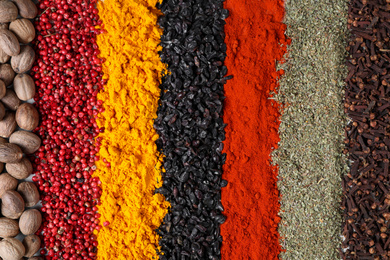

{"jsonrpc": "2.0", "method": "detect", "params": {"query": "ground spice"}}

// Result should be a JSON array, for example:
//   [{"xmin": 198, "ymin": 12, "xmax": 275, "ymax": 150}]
[
  {"xmin": 274, "ymin": 0, "xmax": 348, "ymax": 259},
  {"xmin": 94, "ymin": 0, "xmax": 170, "ymax": 259},
  {"xmin": 220, "ymin": 1, "xmax": 287, "ymax": 259}
]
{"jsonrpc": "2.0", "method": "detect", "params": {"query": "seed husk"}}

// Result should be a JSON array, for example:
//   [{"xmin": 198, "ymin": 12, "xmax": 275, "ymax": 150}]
[
  {"xmin": 19, "ymin": 209, "xmax": 41, "ymax": 235},
  {"xmin": 22, "ymin": 234, "xmax": 40, "ymax": 257},
  {"xmin": 17, "ymin": 182, "xmax": 39, "ymax": 207},
  {"xmin": 0, "ymin": 64, "xmax": 15, "ymax": 86},
  {"xmin": 0, "ymin": 143, "xmax": 22, "ymax": 163},
  {"xmin": 1, "ymin": 190, "xmax": 25, "ymax": 219},
  {"xmin": 13, "ymin": 73, "xmax": 35, "ymax": 101},
  {"xmin": 10, "ymin": 45, "xmax": 35, "ymax": 73},
  {"xmin": 1, "ymin": 89, "xmax": 21, "ymax": 111},
  {"xmin": 15, "ymin": 103, "xmax": 39, "ymax": 131},
  {"xmin": 9, "ymin": 130, "xmax": 40, "ymax": 154},
  {"xmin": 0, "ymin": 218, "xmax": 19, "ymax": 238},
  {"xmin": 0, "ymin": 111, "xmax": 17, "ymax": 138},
  {"xmin": 0, "ymin": 237, "xmax": 25, "ymax": 260},
  {"xmin": 0, "ymin": 173, "xmax": 17, "ymax": 198},
  {"xmin": 9, "ymin": 19, "xmax": 35, "ymax": 44},
  {"xmin": 0, "ymin": 29, "xmax": 19, "ymax": 56},
  {"xmin": 6, "ymin": 157, "xmax": 33, "ymax": 179}
]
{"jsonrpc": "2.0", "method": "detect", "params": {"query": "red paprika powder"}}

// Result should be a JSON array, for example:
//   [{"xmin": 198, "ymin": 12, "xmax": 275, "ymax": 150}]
[{"xmin": 221, "ymin": 0, "xmax": 288, "ymax": 259}]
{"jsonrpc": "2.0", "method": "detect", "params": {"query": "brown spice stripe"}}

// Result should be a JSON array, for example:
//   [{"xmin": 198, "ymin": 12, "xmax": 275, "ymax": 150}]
[{"xmin": 342, "ymin": 0, "xmax": 390, "ymax": 258}]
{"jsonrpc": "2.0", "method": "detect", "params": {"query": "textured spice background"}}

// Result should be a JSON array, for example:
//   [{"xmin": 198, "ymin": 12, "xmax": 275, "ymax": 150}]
[
  {"xmin": 273, "ymin": 0, "xmax": 348, "ymax": 259},
  {"xmin": 94, "ymin": 0, "xmax": 169, "ymax": 259},
  {"xmin": 221, "ymin": 0, "xmax": 287, "ymax": 259}
]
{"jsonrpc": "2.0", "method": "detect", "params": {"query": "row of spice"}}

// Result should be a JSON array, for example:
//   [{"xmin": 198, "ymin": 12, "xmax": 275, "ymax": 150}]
[
  {"xmin": 342, "ymin": 0, "xmax": 390, "ymax": 259},
  {"xmin": 30, "ymin": 0, "xmax": 103, "ymax": 258},
  {"xmin": 0, "ymin": 0, "xmax": 46, "ymax": 259}
]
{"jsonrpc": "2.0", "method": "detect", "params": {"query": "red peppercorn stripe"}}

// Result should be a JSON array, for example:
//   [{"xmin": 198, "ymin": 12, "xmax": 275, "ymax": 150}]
[{"xmin": 31, "ymin": 1, "xmax": 103, "ymax": 259}]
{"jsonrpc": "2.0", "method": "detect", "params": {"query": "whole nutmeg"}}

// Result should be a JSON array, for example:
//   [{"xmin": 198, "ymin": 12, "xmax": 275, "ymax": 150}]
[
  {"xmin": 13, "ymin": 74, "xmax": 35, "ymax": 101},
  {"xmin": 28, "ymin": 257, "xmax": 44, "ymax": 260},
  {"xmin": 11, "ymin": 0, "xmax": 38, "ymax": 19},
  {"xmin": 17, "ymin": 182, "xmax": 38, "ymax": 207},
  {"xmin": 9, "ymin": 19, "xmax": 35, "ymax": 44},
  {"xmin": 0, "ymin": 143, "xmax": 23, "ymax": 163},
  {"xmin": 16, "ymin": 103, "xmax": 38, "ymax": 131},
  {"xmin": 22, "ymin": 234, "xmax": 40, "ymax": 257},
  {"xmin": 0, "ymin": 173, "xmax": 17, "ymax": 198},
  {"xmin": 1, "ymin": 190, "xmax": 25, "ymax": 219},
  {"xmin": 9, "ymin": 130, "xmax": 40, "ymax": 154},
  {"xmin": 0, "ymin": 2, "xmax": 18, "ymax": 23},
  {"xmin": 6, "ymin": 157, "xmax": 32, "ymax": 179},
  {"xmin": 11, "ymin": 45, "xmax": 35, "ymax": 73},
  {"xmin": 0, "ymin": 238, "xmax": 25, "ymax": 260},
  {"xmin": 19, "ymin": 209, "xmax": 41, "ymax": 235},
  {"xmin": 1, "ymin": 89, "xmax": 20, "ymax": 111},
  {"xmin": 0, "ymin": 29, "xmax": 19, "ymax": 56},
  {"xmin": 0, "ymin": 112, "xmax": 17, "ymax": 138},
  {"xmin": 0, "ymin": 64, "xmax": 15, "ymax": 86},
  {"xmin": 0, "ymin": 136, "xmax": 6, "ymax": 143},
  {"xmin": 0, "ymin": 218, "xmax": 19, "ymax": 238}
]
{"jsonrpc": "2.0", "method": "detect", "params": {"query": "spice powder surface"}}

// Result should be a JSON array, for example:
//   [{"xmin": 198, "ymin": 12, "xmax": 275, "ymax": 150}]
[
  {"xmin": 94, "ymin": 0, "xmax": 170, "ymax": 259},
  {"xmin": 221, "ymin": 0, "xmax": 287, "ymax": 259}
]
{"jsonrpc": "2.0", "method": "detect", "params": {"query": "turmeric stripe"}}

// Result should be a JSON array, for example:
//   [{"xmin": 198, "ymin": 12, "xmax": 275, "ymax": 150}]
[{"xmin": 94, "ymin": 0, "xmax": 169, "ymax": 259}]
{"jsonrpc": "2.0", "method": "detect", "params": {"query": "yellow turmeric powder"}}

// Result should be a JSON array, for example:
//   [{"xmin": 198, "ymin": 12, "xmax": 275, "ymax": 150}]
[{"xmin": 94, "ymin": 0, "xmax": 169, "ymax": 259}]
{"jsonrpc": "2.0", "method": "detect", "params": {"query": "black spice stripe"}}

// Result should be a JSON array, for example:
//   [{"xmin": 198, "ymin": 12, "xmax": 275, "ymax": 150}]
[{"xmin": 154, "ymin": 0, "xmax": 229, "ymax": 259}]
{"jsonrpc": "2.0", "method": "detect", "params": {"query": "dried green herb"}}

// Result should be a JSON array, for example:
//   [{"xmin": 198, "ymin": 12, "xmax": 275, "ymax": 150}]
[{"xmin": 272, "ymin": 0, "xmax": 349, "ymax": 259}]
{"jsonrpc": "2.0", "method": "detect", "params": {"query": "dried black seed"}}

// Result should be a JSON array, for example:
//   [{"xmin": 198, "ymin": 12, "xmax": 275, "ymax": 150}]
[{"xmin": 155, "ymin": 0, "xmax": 229, "ymax": 259}]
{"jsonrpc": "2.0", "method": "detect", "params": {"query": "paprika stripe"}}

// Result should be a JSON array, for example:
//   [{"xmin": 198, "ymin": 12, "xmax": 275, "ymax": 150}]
[
  {"xmin": 220, "ymin": 0, "xmax": 286, "ymax": 259},
  {"xmin": 94, "ymin": 0, "xmax": 169, "ymax": 259},
  {"xmin": 32, "ymin": 0, "xmax": 102, "ymax": 258}
]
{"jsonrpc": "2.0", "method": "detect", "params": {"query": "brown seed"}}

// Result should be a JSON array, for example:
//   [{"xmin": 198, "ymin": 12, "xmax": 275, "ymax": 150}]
[
  {"xmin": 11, "ymin": 0, "xmax": 38, "ymax": 19},
  {"xmin": 0, "ymin": 1, "xmax": 18, "ymax": 23},
  {"xmin": 0, "ymin": 143, "xmax": 23, "ymax": 163},
  {"xmin": 0, "ymin": 218, "xmax": 19, "ymax": 238},
  {"xmin": 15, "ymin": 103, "xmax": 39, "ymax": 131},
  {"xmin": 13, "ymin": 74, "xmax": 35, "ymax": 101},
  {"xmin": 9, "ymin": 19, "xmax": 35, "ymax": 44},
  {"xmin": 17, "ymin": 182, "xmax": 39, "ymax": 207},
  {"xmin": 1, "ymin": 89, "xmax": 21, "ymax": 110},
  {"xmin": 0, "ymin": 64, "xmax": 15, "ymax": 86},
  {"xmin": 11, "ymin": 45, "xmax": 35, "ymax": 73},
  {"xmin": 0, "ymin": 111, "xmax": 17, "ymax": 138},
  {"xmin": 22, "ymin": 234, "xmax": 40, "ymax": 257},
  {"xmin": 19, "ymin": 209, "xmax": 41, "ymax": 235},
  {"xmin": 0, "ymin": 29, "xmax": 19, "ymax": 56},
  {"xmin": 9, "ymin": 130, "xmax": 40, "ymax": 154},
  {"xmin": 0, "ymin": 237, "xmax": 25, "ymax": 260},
  {"xmin": 0, "ymin": 173, "xmax": 17, "ymax": 197},
  {"xmin": 1, "ymin": 190, "xmax": 25, "ymax": 219},
  {"xmin": 6, "ymin": 157, "xmax": 32, "ymax": 179}
]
